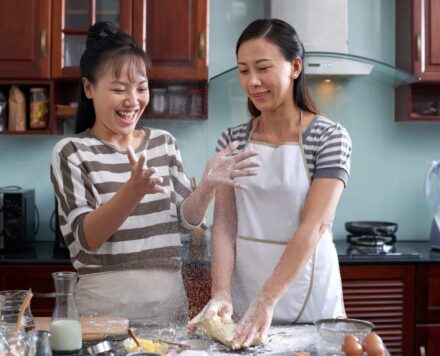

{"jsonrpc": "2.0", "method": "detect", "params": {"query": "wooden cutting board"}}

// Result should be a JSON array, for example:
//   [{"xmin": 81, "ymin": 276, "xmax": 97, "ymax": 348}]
[{"xmin": 35, "ymin": 316, "xmax": 129, "ymax": 342}]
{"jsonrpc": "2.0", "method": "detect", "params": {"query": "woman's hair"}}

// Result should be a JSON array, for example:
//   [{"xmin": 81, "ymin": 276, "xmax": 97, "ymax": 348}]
[
  {"xmin": 76, "ymin": 22, "xmax": 151, "ymax": 133},
  {"xmin": 236, "ymin": 18, "xmax": 318, "ymax": 118}
]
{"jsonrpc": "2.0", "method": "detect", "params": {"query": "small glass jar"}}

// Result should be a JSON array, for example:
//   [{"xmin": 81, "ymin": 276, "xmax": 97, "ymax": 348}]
[
  {"xmin": 189, "ymin": 88, "xmax": 204, "ymax": 115},
  {"xmin": 0, "ymin": 290, "xmax": 35, "ymax": 332},
  {"xmin": 168, "ymin": 85, "xmax": 188, "ymax": 114},
  {"xmin": 150, "ymin": 88, "xmax": 167, "ymax": 114},
  {"xmin": 0, "ymin": 323, "xmax": 30, "ymax": 356},
  {"xmin": 29, "ymin": 87, "xmax": 49, "ymax": 129}
]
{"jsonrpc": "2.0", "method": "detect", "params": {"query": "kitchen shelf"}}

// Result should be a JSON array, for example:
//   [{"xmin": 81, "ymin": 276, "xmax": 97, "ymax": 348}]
[
  {"xmin": 211, "ymin": 52, "xmax": 419, "ymax": 88},
  {"xmin": 0, "ymin": 130, "xmax": 51, "ymax": 135}
]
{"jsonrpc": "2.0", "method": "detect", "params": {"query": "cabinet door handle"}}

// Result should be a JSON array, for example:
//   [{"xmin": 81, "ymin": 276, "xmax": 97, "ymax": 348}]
[
  {"xmin": 40, "ymin": 29, "xmax": 47, "ymax": 58},
  {"xmin": 199, "ymin": 31, "xmax": 205, "ymax": 60},
  {"xmin": 419, "ymin": 346, "xmax": 426, "ymax": 356},
  {"xmin": 33, "ymin": 292, "xmax": 55, "ymax": 299},
  {"xmin": 416, "ymin": 33, "xmax": 421, "ymax": 62}
]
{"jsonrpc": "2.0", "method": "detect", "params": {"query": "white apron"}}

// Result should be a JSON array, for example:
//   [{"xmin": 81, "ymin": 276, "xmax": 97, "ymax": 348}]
[{"xmin": 233, "ymin": 131, "xmax": 345, "ymax": 323}]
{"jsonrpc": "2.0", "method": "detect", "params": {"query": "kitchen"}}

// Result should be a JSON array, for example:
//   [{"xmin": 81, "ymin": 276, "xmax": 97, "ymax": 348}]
[{"xmin": 0, "ymin": 0, "xmax": 440, "ymax": 354}]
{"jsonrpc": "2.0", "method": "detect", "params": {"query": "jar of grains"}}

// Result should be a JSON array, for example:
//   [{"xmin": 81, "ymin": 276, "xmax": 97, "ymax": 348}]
[{"xmin": 29, "ymin": 87, "xmax": 49, "ymax": 129}]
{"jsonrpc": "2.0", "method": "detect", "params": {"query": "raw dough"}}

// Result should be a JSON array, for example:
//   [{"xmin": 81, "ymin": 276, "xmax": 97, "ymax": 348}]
[{"xmin": 195, "ymin": 314, "xmax": 263, "ymax": 349}]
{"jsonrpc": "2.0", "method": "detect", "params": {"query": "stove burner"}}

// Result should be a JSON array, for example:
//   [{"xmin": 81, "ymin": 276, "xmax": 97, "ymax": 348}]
[{"xmin": 347, "ymin": 234, "xmax": 396, "ymax": 247}]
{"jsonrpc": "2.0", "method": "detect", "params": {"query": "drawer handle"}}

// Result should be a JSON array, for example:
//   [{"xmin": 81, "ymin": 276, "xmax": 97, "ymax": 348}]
[
  {"xmin": 420, "ymin": 346, "xmax": 426, "ymax": 356},
  {"xmin": 199, "ymin": 31, "xmax": 205, "ymax": 59},
  {"xmin": 416, "ymin": 33, "xmax": 421, "ymax": 62},
  {"xmin": 33, "ymin": 292, "xmax": 55, "ymax": 299},
  {"xmin": 40, "ymin": 29, "xmax": 47, "ymax": 58}
]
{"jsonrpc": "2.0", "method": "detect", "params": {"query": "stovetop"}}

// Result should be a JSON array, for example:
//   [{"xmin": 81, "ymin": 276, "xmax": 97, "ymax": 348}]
[{"xmin": 336, "ymin": 237, "xmax": 423, "ymax": 262}]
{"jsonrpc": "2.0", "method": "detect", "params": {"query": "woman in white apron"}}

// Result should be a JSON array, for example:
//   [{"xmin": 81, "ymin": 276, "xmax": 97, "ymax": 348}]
[{"xmin": 188, "ymin": 19, "xmax": 352, "ymax": 348}]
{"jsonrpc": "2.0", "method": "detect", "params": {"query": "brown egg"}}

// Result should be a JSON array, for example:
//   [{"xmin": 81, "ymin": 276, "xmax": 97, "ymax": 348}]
[
  {"xmin": 362, "ymin": 332, "xmax": 385, "ymax": 356},
  {"xmin": 342, "ymin": 339, "xmax": 363, "ymax": 356},
  {"xmin": 343, "ymin": 334, "xmax": 360, "ymax": 345},
  {"xmin": 362, "ymin": 332, "xmax": 383, "ymax": 348},
  {"xmin": 364, "ymin": 341, "xmax": 385, "ymax": 356}
]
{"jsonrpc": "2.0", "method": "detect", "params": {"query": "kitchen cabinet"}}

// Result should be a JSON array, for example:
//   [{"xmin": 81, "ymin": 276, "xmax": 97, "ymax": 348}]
[
  {"xmin": 51, "ymin": 0, "xmax": 133, "ymax": 79},
  {"xmin": 132, "ymin": 0, "xmax": 208, "ymax": 81},
  {"xmin": 340, "ymin": 264, "xmax": 415, "ymax": 356},
  {"xmin": 414, "ymin": 264, "xmax": 440, "ymax": 355},
  {"xmin": 0, "ymin": 264, "xmax": 74, "ymax": 316},
  {"xmin": 396, "ymin": 0, "xmax": 440, "ymax": 121},
  {"xmin": 0, "ymin": 0, "xmax": 51, "ymax": 79},
  {"xmin": 0, "ymin": 0, "xmax": 208, "ymax": 135}
]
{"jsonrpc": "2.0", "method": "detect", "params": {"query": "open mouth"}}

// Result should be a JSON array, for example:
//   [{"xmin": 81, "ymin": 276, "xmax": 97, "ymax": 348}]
[{"xmin": 116, "ymin": 110, "xmax": 138, "ymax": 126}]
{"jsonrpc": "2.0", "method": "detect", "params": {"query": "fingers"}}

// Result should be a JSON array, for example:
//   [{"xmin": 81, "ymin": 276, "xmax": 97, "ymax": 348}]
[
  {"xmin": 137, "ymin": 151, "xmax": 146, "ymax": 172},
  {"xmin": 143, "ymin": 167, "xmax": 157, "ymax": 179},
  {"xmin": 230, "ymin": 169, "xmax": 259, "ymax": 179},
  {"xmin": 242, "ymin": 326, "xmax": 258, "ymax": 348},
  {"xmin": 127, "ymin": 145, "xmax": 137, "ymax": 166},
  {"xmin": 220, "ymin": 141, "xmax": 239, "ymax": 156},
  {"xmin": 233, "ymin": 150, "xmax": 258, "ymax": 163},
  {"xmin": 234, "ymin": 159, "xmax": 261, "ymax": 170}
]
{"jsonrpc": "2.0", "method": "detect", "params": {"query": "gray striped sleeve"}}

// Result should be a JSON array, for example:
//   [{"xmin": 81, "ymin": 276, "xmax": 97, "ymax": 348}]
[
  {"xmin": 305, "ymin": 117, "xmax": 352, "ymax": 186},
  {"xmin": 215, "ymin": 123, "xmax": 249, "ymax": 153}
]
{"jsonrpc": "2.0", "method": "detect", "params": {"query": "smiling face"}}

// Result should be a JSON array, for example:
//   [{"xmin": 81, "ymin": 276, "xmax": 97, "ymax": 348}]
[
  {"xmin": 83, "ymin": 57, "xmax": 149, "ymax": 141},
  {"xmin": 237, "ymin": 37, "xmax": 301, "ymax": 114}
]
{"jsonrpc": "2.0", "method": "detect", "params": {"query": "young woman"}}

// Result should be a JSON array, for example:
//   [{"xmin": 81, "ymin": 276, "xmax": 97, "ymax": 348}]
[
  {"xmin": 50, "ymin": 22, "xmax": 259, "ymax": 323},
  {"xmin": 189, "ymin": 19, "xmax": 352, "ymax": 348}
]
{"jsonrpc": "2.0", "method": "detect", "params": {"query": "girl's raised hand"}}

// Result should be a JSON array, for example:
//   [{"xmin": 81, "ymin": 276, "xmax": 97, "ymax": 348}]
[
  {"xmin": 127, "ymin": 145, "xmax": 167, "ymax": 195},
  {"xmin": 202, "ymin": 141, "xmax": 261, "ymax": 190}
]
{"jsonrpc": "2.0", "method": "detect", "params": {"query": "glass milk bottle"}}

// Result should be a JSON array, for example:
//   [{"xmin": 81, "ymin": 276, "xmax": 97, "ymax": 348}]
[{"xmin": 50, "ymin": 272, "xmax": 82, "ymax": 353}]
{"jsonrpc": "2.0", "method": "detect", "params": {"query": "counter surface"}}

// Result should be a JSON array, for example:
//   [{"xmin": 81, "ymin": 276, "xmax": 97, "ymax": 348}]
[{"xmin": 0, "ymin": 240, "xmax": 439, "ymax": 265}]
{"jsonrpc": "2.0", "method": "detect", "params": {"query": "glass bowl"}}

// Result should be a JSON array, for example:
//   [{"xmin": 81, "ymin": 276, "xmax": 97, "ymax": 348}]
[{"xmin": 315, "ymin": 318, "xmax": 374, "ymax": 344}]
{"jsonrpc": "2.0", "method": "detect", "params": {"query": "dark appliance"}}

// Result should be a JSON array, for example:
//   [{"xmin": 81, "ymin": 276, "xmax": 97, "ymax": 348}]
[
  {"xmin": 344, "ymin": 221, "xmax": 421, "ymax": 259},
  {"xmin": 0, "ymin": 188, "xmax": 35, "ymax": 251}
]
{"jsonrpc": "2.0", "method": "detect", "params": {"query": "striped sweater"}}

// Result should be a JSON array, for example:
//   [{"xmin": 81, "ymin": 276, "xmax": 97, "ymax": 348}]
[
  {"xmin": 51, "ymin": 128, "xmax": 193, "ymax": 275},
  {"xmin": 216, "ymin": 115, "xmax": 352, "ymax": 186}
]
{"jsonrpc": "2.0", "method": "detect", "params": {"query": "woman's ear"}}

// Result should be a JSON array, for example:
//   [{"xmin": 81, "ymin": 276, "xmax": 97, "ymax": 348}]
[
  {"xmin": 82, "ymin": 77, "xmax": 93, "ymax": 99},
  {"xmin": 291, "ymin": 57, "xmax": 303, "ymax": 79}
]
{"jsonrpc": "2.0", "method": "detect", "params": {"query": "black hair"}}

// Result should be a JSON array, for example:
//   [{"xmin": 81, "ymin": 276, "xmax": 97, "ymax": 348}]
[
  {"xmin": 75, "ymin": 22, "xmax": 151, "ymax": 133},
  {"xmin": 236, "ymin": 18, "xmax": 318, "ymax": 118}
]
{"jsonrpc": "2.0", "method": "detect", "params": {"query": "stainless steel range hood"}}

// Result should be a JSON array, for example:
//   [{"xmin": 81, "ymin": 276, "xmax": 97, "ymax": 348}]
[{"xmin": 264, "ymin": 0, "xmax": 418, "ymax": 85}]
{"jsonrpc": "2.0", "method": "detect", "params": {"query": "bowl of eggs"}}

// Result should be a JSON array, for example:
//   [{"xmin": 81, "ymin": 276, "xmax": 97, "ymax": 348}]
[{"xmin": 315, "ymin": 318, "xmax": 374, "ymax": 344}]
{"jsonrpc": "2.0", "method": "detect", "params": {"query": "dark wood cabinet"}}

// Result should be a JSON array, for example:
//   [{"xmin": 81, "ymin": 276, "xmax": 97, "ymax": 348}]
[
  {"xmin": 0, "ymin": 264, "xmax": 74, "ymax": 316},
  {"xmin": 0, "ymin": 0, "xmax": 209, "ymax": 135},
  {"xmin": 340, "ymin": 264, "xmax": 415, "ymax": 356},
  {"xmin": 415, "ymin": 264, "xmax": 440, "ymax": 355},
  {"xmin": 0, "ymin": 0, "xmax": 51, "ymax": 79},
  {"xmin": 396, "ymin": 0, "xmax": 440, "ymax": 121},
  {"xmin": 132, "ymin": 0, "xmax": 208, "ymax": 81},
  {"xmin": 51, "ymin": 0, "xmax": 133, "ymax": 79}
]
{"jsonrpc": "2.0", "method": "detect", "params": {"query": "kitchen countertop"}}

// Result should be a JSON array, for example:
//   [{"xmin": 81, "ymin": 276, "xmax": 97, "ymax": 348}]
[
  {"xmin": 0, "ymin": 239, "xmax": 439, "ymax": 265},
  {"xmin": 78, "ymin": 323, "xmax": 390, "ymax": 355}
]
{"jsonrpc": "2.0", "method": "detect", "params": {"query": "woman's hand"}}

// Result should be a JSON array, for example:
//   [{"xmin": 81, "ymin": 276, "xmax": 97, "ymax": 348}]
[
  {"xmin": 187, "ymin": 292, "xmax": 233, "ymax": 333},
  {"xmin": 127, "ymin": 146, "xmax": 167, "ymax": 196},
  {"xmin": 202, "ymin": 141, "xmax": 260, "ymax": 190},
  {"xmin": 227, "ymin": 294, "xmax": 273, "ymax": 349}
]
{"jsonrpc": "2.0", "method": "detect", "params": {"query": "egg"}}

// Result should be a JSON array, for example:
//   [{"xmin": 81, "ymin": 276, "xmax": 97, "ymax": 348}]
[
  {"xmin": 362, "ymin": 332, "xmax": 385, "ymax": 356},
  {"xmin": 342, "ymin": 339, "xmax": 363, "ymax": 356},
  {"xmin": 364, "ymin": 341, "xmax": 385, "ymax": 356},
  {"xmin": 343, "ymin": 334, "xmax": 360, "ymax": 345}
]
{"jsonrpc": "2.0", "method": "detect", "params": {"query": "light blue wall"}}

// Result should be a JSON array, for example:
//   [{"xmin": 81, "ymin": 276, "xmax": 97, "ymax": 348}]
[{"xmin": 0, "ymin": 0, "xmax": 438, "ymax": 242}]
